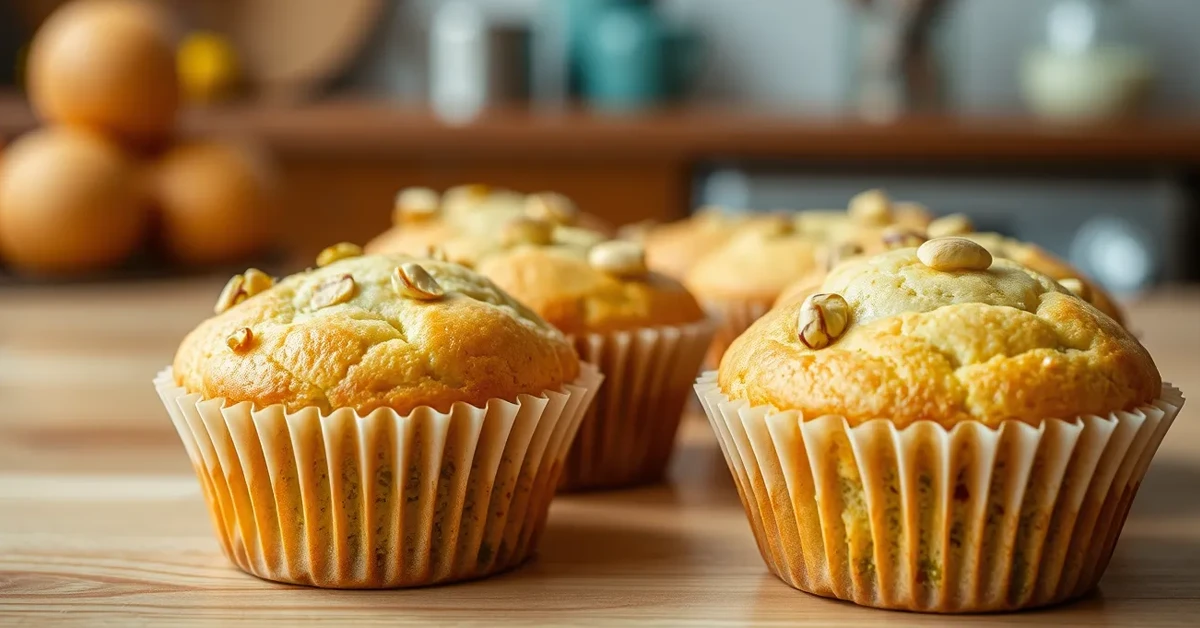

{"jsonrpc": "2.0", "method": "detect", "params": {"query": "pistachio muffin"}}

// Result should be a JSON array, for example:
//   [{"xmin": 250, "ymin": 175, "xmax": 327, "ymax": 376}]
[
  {"xmin": 476, "ymin": 240, "xmax": 713, "ymax": 490},
  {"xmin": 156, "ymin": 246, "xmax": 602, "ymax": 588},
  {"xmin": 684, "ymin": 220, "xmax": 825, "ymax": 366},
  {"xmin": 440, "ymin": 182, "xmax": 524, "ymax": 223},
  {"xmin": 638, "ymin": 207, "xmax": 751, "ymax": 280},
  {"xmin": 439, "ymin": 184, "xmax": 613, "ymax": 233},
  {"xmin": 794, "ymin": 191, "xmax": 932, "ymax": 245},
  {"xmin": 772, "ymin": 214, "xmax": 936, "ymax": 312},
  {"xmin": 847, "ymin": 188, "xmax": 935, "ymax": 231},
  {"xmin": 367, "ymin": 185, "xmax": 611, "ymax": 263},
  {"xmin": 682, "ymin": 190, "xmax": 932, "ymax": 366},
  {"xmin": 638, "ymin": 205, "xmax": 876, "ymax": 282},
  {"xmin": 433, "ymin": 214, "xmax": 607, "ymax": 268},
  {"xmin": 524, "ymin": 189, "xmax": 614, "ymax": 235},
  {"xmin": 791, "ymin": 191, "xmax": 932, "ymax": 267},
  {"xmin": 477, "ymin": 242, "xmax": 705, "ymax": 334},
  {"xmin": 363, "ymin": 186, "xmax": 462, "ymax": 258},
  {"xmin": 697, "ymin": 238, "xmax": 1183, "ymax": 612}
]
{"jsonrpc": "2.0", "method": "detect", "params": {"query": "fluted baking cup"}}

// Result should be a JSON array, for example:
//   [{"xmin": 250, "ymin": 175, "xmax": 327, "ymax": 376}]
[
  {"xmin": 702, "ymin": 298, "xmax": 774, "ymax": 369},
  {"xmin": 561, "ymin": 319, "xmax": 714, "ymax": 491},
  {"xmin": 695, "ymin": 372, "xmax": 1183, "ymax": 612},
  {"xmin": 155, "ymin": 364, "xmax": 601, "ymax": 588}
]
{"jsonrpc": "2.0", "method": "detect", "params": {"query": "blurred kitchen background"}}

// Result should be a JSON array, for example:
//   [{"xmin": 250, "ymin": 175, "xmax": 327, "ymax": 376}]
[{"xmin": 1, "ymin": 0, "xmax": 1198, "ymax": 294}]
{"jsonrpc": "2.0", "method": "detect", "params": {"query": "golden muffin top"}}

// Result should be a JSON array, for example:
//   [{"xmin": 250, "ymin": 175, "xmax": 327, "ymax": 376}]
[
  {"xmin": 363, "ymin": 219, "xmax": 458, "ymax": 259},
  {"xmin": 640, "ymin": 190, "xmax": 927, "ymax": 282},
  {"xmin": 475, "ymin": 240, "xmax": 707, "ymax": 336},
  {"xmin": 773, "ymin": 222, "xmax": 1126, "ymax": 326},
  {"xmin": 964, "ymin": 232, "xmax": 1124, "ymax": 325},
  {"xmin": 640, "ymin": 208, "xmax": 748, "ymax": 280},
  {"xmin": 173, "ymin": 249, "xmax": 580, "ymax": 415},
  {"xmin": 720, "ymin": 239, "xmax": 1160, "ymax": 428},
  {"xmin": 365, "ymin": 186, "xmax": 610, "ymax": 266},
  {"xmin": 792, "ymin": 199, "xmax": 931, "ymax": 244},
  {"xmin": 684, "ymin": 222, "xmax": 825, "ymax": 303},
  {"xmin": 440, "ymin": 183, "xmax": 525, "ymax": 224}
]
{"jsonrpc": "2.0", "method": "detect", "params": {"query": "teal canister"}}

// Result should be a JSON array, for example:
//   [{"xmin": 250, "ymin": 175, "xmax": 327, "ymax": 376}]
[{"xmin": 580, "ymin": 0, "xmax": 666, "ymax": 111}]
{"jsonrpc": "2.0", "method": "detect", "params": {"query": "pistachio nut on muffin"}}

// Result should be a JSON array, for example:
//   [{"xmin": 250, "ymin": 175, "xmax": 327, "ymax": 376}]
[
  {"xmin": 697, "ymin": 237, "xmax": 1183, "ymax": 612},
  {"xmin": 476, "ymin": 239, "xmax": 713, "ymax": 490},
  {"xmin": 156, "ymin": 245, "xmax": 601, "ymax": 588}
]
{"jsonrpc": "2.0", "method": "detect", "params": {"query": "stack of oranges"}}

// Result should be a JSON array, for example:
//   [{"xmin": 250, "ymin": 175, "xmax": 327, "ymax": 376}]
[{"xmin": 0, "ymin": 0, "xmax": 276, "ymax": 277}]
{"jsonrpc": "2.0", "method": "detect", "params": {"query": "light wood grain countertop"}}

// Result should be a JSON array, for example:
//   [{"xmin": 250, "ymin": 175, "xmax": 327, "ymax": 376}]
[{"xmin": 1, "ymin": 279, "xmax": 1197, "ymax": 626}]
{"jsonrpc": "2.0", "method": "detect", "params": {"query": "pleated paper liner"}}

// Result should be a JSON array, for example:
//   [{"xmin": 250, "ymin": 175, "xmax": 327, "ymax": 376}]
[
  {"xmin": 154, "ymin": 364, "xmax": 601, "ymax": 589},
  {"xmin": 702, "ymin": 298, "xmax": 774, "ymax": 370},
  {"xmin": 561, "ymin": 319, "xmax": 715, "ymax": 491},
  {"xmin": 695, "ymin": 372, "xmax": 1184, "ymax": 613}
]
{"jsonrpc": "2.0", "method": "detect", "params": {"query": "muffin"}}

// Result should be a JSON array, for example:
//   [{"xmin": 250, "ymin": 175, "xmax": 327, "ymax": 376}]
[
  {"xmin": 772, "ymin": 220, "xmax": 937, "ymax": 312},
  {"xmin": 639, "ymin": 207, "xmax": 753, "ymax": 280},
  {"xmin": 696, "ymin": 239, "xmax": 1183, "ymax": 612},
  {"xmin": 792, "ymin": 194, "xmax": 931, "ymax": 247},
  {"xmin": 792, "ymin": 210, "xmax": 862, "ymax": 244},
  {"xmin": 846, "ymin": 188, "xmax": 935, "ymax": 231},
  {"xmin": 366, "ymin": 186, "xmax": 611, "ymax": 264},
  {"xmin": 155, "ymin": 247, "xmax": 602, "ymax": 588},
  {"xmin": 476, "ymin": 239, "xmax": 713, "ymax": 491},
  {"xmin": 684, "ymin": 219, "xmax": 825, "ymax": 366},
  {"xmin": 437, "ymin": 215, "xmax": 610, "ymax": 269}
]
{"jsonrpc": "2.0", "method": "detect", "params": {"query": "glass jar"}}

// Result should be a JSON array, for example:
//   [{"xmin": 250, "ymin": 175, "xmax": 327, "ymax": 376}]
[{"xmin": 580, "ymin": 0, "xmax": 666, "ymax": 112}]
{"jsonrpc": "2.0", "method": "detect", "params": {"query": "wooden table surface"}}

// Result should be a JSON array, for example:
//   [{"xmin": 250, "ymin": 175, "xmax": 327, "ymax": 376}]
[{"xmin": 1, "ymin": 279, "xmax": 1198, "ymax": 626}]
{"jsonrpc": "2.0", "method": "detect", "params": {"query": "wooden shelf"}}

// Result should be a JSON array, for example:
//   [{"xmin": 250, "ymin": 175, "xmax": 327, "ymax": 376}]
[
  {"xmin": 6, "ymin": 94, "xmax": 1200, "ymax": 164},
  {"xmin": 153, "ymin": 103, "xmax": 1200, "ymax": 164},
  {"xmin": 6, "ymin": 93, "xmax": 1199, "ymax": 256}
]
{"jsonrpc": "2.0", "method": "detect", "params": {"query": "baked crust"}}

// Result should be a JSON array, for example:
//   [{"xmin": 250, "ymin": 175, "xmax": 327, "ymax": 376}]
[
  {"xmin": 642, "ymin": 211, "xmax": 745, "ymax": 280},
  {"xmin": 684, "ymin": 228, "xmax": 825, "ymax": 304},
  {"xmin": 720, "ymin": 248, "xmax": 1160, "ymax": 427},
  {"xmin": 174, "ymin": 254, "xmax": 580, "ymax": 415},
  {"xmin": 476, "ymin": 244, "xmax": 706, "ymax": 335},
  {"xmin": 367, "ymin": 186, "xmax": 611, "ymax": 265},
  {"xmin": 774, "ymin": 231, "xmax": 1126, "ymax": 326},
  {"xmin": 965, "ymin": 232, "xmax": 1124, "ymax": 324}
]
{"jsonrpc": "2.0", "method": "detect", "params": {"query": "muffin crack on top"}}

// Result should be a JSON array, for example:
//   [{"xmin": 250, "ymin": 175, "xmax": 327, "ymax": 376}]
[
  {"xmin": 719, "ymin": 241, "xmax": 1161, "ymax": 428},
  {"xmin": 173, "ymin": 252, "xmax": 580, "ymax": 415}
]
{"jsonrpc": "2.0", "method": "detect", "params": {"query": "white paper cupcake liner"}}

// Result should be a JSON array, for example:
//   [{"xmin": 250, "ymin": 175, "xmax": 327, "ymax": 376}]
[
  {"xmin": 561, "ymin": 319, "xmax": 715, "ymax": 491},
  {"xmin": 701, "ymin": 298, "xmax": 774, "ymax": 369},
  {"xmin": 155, "ymin": 364, "xmax": 601, "ymax": 588},
  {"xmin": 695, "ymin": 372, "xmax": 1184, "ymax": 612}
]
